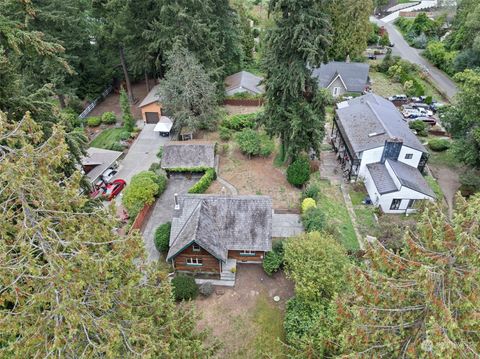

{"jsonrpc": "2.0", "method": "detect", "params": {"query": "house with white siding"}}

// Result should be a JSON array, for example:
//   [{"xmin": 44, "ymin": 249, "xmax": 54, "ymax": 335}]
[{"xmin": 331, "ymin": 93, "xmax": 435, "ymax": 213}]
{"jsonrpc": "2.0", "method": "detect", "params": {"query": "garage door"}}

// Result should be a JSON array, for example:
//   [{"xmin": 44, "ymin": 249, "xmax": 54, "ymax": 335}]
[{"xmin": 145, "ymin": 112, "xmax": 159, "ymax": 124}]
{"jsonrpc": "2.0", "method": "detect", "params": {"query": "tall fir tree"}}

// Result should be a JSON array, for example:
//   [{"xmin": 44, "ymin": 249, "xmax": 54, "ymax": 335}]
[
  {"xmin": 0, "ymin": 112, "xmax": 215, "ymax": 357},
  {"xmin": 120, "ymin": 87, "xmax": 135, "ymax": 133},
  {"xmin": 263, "ymin": 0, "xmax": 331, "ymax": 160}
]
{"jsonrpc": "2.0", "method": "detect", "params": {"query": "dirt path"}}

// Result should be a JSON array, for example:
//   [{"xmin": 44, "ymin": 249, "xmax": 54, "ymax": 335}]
[{"xmin": 429, "ymin": 165, "xmax": 461, "ymax": 219}]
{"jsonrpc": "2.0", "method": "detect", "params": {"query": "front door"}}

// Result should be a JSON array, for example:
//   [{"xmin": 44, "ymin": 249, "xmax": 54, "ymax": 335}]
[{"xmin": 145, "ymin": 112, "xmax": 159, "ymax": 124}]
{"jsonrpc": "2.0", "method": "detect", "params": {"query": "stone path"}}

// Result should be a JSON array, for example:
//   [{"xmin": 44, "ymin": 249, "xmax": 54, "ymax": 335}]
[{"xmin": 217, "ymin": 175, "xmax": 238, "ymax": 195}]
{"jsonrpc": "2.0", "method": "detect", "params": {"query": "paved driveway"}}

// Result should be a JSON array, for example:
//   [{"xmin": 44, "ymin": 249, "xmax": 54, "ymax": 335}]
[
  {"xmin": 272, "ymin": 214, "xmax": 304, "ymax": 238},
  {"xmin": 141, "ymin": 174, "xmax": 200, "ymax": 262}
]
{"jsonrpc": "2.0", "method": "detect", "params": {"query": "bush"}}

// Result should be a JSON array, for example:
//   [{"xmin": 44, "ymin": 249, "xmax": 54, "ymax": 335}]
[
  {"xmin": 263, "ymin": 240, "xmax": 285, "ymax": 276},
  {"xmin": 118, "ymin": 131, "xmax": 131, "ymax": 141},
  {"xmin": 107, "ymin": 143, "xmax": 125, "ymax": 151},
  {"xmin": 428, "ymin": 138, "xmax": 451, "ymax": 152},
  {"xmin": 157, "ymin": 147, "xmax": 163, "ymax": 159},
  {"xmin": 219, "ymin": 126, "xmax": 232, "ymax": 141},
  {"xmin": 101, "ymin": 111, "xmax": 117, "ymax": 124},
  {"xmin": 236, "ymin": 129, "xmax": 274, "ymax": 158},
  {"xmin": 302, "ymin": 183, "xmax": 320, "ymax": 200},
  {"xmin": 287, "ymin": 156, "xmax": 310, "ymax": 187},
  {"xmin": 154, "ymin": 222, "xmax": 171, "ymax": 253},
  {"xmin": 188, "ymin": 168, "xmax": 216, "ymax": 194},
  {"xmin": 409, "ymin": 120, "xmax": 428, "ymax": 136},
  {"xmin": 222, "ymin": 113, "xmax": 257, "ymax": 131},
  {"xmin": 87, "ymin": 116, "xmax": 101, "ymax": 127},
  {"xmin": 149, "ymin": 162, "xmax": 162, "ymax": 174},
  {"xmin": 459, "ymin": 169, "xmax": 480, "ymax": 197},
  {"xmin": 122, "ymin": 171, "xmax": 166, "ymax": 217},
  {"xmin": 171, "ymin": 275, "xmax": 198, "ymax": 301},
  {"xmin": 302, "ymin": 207, "xmax": 326, "ymax": 233},
  {"xmin": 301, "ymin": 198, "xmax": 317, "ymax": 213},
  {"xmin": 198, "ymin": 282, "xmax": 214, "ymax": 297}
]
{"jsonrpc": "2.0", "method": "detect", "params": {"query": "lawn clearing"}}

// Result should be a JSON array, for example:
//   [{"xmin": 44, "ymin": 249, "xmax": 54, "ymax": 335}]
[
  {"xmin": 370, "ymin": 70, "xmax": 405, "ymax": 98},
  {"xmin": 90, "ymin": 128, "xmax": 128, "ymax": 150},
  {"xmin": 311, "ymin": 177, "xmax": 359, "ymax": 251},
  {"xmin": 348, "ymin": 184, "xmax": 378, "ymax": 238}
]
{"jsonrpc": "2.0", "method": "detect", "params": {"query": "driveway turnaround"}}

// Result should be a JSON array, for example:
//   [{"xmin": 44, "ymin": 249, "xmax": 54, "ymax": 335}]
[
  {"xmin": 272, "ymin": 214, "xmax": 304, "ymax": 238},
  {"xmin": 141, "ymin": 174, "xmax": 200, "ymax": 262}
]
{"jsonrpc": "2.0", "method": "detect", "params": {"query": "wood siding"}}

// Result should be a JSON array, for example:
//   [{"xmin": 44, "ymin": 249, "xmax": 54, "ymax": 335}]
[
  {"xmin": 140, "ymin": 102, "xmax": 161, "ymax": 123},
  {"xmin": 228, "ymin": 250, "xmax": 265, "ymax": 263},
  {"xmin": 173, "ymin": 243, "xmax": 221, "ymax": 273}
]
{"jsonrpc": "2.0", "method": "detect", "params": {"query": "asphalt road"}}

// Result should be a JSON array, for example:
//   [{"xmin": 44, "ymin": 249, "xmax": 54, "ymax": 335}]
[{"xmin": 371, "ymin": 17, "xmax": 458, "ymax": 101}]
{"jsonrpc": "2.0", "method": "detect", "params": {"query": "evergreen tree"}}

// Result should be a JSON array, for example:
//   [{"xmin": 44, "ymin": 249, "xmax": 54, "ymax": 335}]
[
  {"xmin": 0, "ymin": 112, "xmax": 215, "ymax": 357},
  {"xmin": 158, "ymin": 48, "xmax": 219, "ymax": 134},
  {"xmin": 120, "ymin": 87, "xmax": 135, "ymax": 132},
  {"xmin": 338, "ymin": 197, "xmax": 480, "ymax": 356},
  {"xmin": 327, "ymin": 0, "xmax": 374, "ymax": 60},
  {"xmin": 263, "ymin": 0, "xmax": 331, "ymax": 160}
]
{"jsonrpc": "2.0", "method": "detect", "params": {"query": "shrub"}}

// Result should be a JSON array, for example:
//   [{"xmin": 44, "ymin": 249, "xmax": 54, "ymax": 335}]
[
  {"xmin": 157, "ymin": 147, "xmax": 163, "ymax": 159},
  {"xmin": 428, "ymin": 138, "xmax": 451, "ymax": 152},
  {"xmin": 171, "ymin": 275, "xmax": 198, "ymax": 301},
  {"xmin": 287, "ymin": 156, "xmax": 311, "ymax": 187},
  {"xmin": 118, "ymin": 130, "xmax": 131, "ymax": 141},
  {"xmin": 101, "ymin": 111, "xmax": 117, "ymax": 124},
  {"xmin": 122, "ymin": 171, "xmax": 165, "ymax": 217},
  {"xmin": 236, "ymin": 129, "xmax": 274, "ymax": 158},
  {"xmin": 188, "ymin": 168, "xmax": 216, "ymax": 194},
  {"xmin": 302, "ymin": 183, "xmax": 320, "ymax": 200},
  {"xmin": 153, "ymin": 174, "xmax": 168, "ymax": 195},
  {"xmin": 409, "ymin": 120, "xmax": 428, "ymax": 136},
  {"xmin": 459, "ymin": 169, "xmax": 480, "ymax": 197},
  {"xmin": 149, "ymin": 162, "xmax": 162, "ymax": 174},
  {"xmin": 87, "ymin": 116, "xmax": 101, "ymax": 127},
  {"xmin": 302, "ymin": 207, "xmax": 326, "ymax": 232},
  {"xmin": 301, "ymin": 198, "xmax": 317, "ymax": 213},
  {"xmin": 198, "ymin": 282, "xmax": 214, "ymax": 297},
  {"xmin": 154, "ymin": 222, "xmax": 171, "ymax": 253},
  {"xmin": 263, "ymin": 240, "xmax": 285, "ymax": 276},
  {"xmin": 222, "ymin": 113, "xmax": 257, "ymax": 131},
  {"xmin": 107, "ymin": 143, "xmax": 124, "ymax": 151},
  {"xmin": 219, "ymin": 126, "xmax": 232, "ymax": 141}
]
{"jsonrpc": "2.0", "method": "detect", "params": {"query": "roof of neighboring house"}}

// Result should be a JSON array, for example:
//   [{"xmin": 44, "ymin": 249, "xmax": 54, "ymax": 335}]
[
  {"xmin": 387, "ymin": 159, "xmax": 435, "ymax": 198},
  {"xmin": 335, "ymin": 93, "xmax": 426, "ymax": 155},
  {"xmin": 225, "ymin": 71, "xmax": 265, "ymax": 94},
  {"xmin": 167, "ymin": 195, "xmax": 272, "ymax": 262},
  {"xmin": 312, "ymin": 61, "xmax": 370, "ymax": 93},
  {"xmin": 139, "ymin": 84, "xmax": 161, "ymax": 108},
  {"xmin": 81, "ymin": 147, "xmax": 123, "ymax": 183},
  {"xmin": 161, "ymin": 143, "xmax": 215, "ymax": 169},
  {"xmin": 367, "ymin": 159, "xmax": 435, "ymax": 198}
]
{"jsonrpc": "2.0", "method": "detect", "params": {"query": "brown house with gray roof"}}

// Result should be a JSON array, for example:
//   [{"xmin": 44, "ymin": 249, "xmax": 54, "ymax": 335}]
[{"xmin": 167, "ymin": 195, "xmax": 272, "ymax": 276}]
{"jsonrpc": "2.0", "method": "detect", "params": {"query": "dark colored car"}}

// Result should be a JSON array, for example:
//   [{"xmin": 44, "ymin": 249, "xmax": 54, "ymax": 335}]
[
  {"xmin": 367, "ymin": 54, "xmax": 377, "ymax": 60},
  {"xmin": 103, "ymin": 179, "xmax": 127, "ymax": 201}
]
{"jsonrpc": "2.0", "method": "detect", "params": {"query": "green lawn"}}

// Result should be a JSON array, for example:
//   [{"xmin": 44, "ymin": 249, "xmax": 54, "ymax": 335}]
[
  {"xmin": 349, "ymin": 185, "xmax": 379, "ymax": 238},
  {"xmin": 313, "ymin": 178, "xmax": 359, "ymax": 251},
  {"xmin": 90, "ymin": 128, "xmax": 128, "ymax": 150},
  {"xmin": 425, "ymin": 175, "xmax": 444, "ymax": 200},
  {"xmin": 427, "ymin": 147, "xmax": 461, "ymax": 169}
]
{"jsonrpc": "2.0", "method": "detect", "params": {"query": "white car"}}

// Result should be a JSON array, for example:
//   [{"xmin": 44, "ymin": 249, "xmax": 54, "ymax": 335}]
[{"xmin": 101, "ymin": 168, "xmax": 118, "ymax": 183}]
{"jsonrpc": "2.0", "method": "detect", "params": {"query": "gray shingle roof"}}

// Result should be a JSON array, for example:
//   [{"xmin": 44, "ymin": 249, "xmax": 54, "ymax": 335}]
[
  {"xmin": 387, "ymin": 159, "xmax": 435, "ymax": 198},
  {"xmin": 366, "ymin": 162, "xmax": 398, "ymax": 194},
  {"xmin": 167, "ymin": 195, "xmax": 272, "ymax": 262},
  {"xmin": 335, "ymin": 93, "xmax": 426, "ymax": 154},
  {"xmin": 312, "ymin": 61, "xmax": 370, "ymax": 92},
  {"xmin": 161, "ymin": 143, "xmax": 215, "ymax": 169},
  {"xmin": 139, "ymin": 84, "xmax": 161, "ymax": 108},
  {"xmin": 225, "ymin": 71, "xmax": 265, "ymax": 94},
  {"xmin": 81, "ymin": 147, "xmax": 123, "ymax": 183}
]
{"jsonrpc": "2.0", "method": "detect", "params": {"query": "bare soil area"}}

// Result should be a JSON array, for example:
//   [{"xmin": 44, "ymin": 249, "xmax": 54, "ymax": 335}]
[
  {"xmin": 224, "ymin": 104, "xmax": 262, "ymax": 115},
  {"xmin": 206, "ymin": 144, "xmax": 301, "ymax": 210},
  {"xmin": 429, "ymin": 165, "xmax": 461, "ymax": 218},
  {"xmin": 195, "ymin": 264, "xmax": 294, "ymax": 358}
]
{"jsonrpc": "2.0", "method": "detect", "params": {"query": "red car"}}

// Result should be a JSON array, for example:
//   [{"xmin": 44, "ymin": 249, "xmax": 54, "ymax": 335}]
[{"xmin": 103, "ymin": 179, "xmax": 126, "ymax": 201}]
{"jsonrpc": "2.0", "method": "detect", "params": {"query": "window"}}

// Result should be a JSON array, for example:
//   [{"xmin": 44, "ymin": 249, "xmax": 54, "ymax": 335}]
[
  {"xmin": 333, "ymin": 87, "xmax": 340, "ymax": 96},
  {"xmin": 390, "ymin": 199, "xmax": 402, "ymax": 210},
  {"xmin": 192, "ymin": 243, "xmax": 200, "ymax": 252},
  {"xmin": 407, "ymin": 199, "xmax": 416, "ymax": 209},
  {"xmin": 186, "ymin": 258, "xmax": 203, "ymax": 266},
  {"xmin": 239, "ymin": 250, "xmax": 256, "ymax": 257},
  {"xmin": 405, "ymin": 153, "xmax": 413, "ymax": 159}
]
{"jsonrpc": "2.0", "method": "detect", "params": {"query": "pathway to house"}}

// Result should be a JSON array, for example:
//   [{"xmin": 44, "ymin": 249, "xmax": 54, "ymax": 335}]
[
  {"xmin": 217, "ymin": 176, "xmax": 238, "ymax": 195},
  {"xmin": 141, "ymin": 174, "xmax": 200, "ymax": 262},
  {"xmin": 429, "ymin": 165, "xmax": 460, "ymax": 219}
]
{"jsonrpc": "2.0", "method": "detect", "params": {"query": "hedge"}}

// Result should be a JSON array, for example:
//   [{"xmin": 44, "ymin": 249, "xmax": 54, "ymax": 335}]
[
  {"xmin": 171, "ymin": 275, "xmax": 198, "ymax": 301},
  {"xmin": 154, "ymin": 222, "xmax": 171, "ymax": 253},
  {"xmin": 122, "ymin": 171, "xmax": 167, "ymax": 217},
  {"xmin": 188, "ymin": 168, "xmax": 216, "ymax": 194},
  {"xmin": 87, "ymin": 116, "xmax": 101, "ymax": 127},
  {"xmin": 222, "ymin": 113, "xmax": 257, "ymax": 131},
  {"xmin": 167, "ymin": 166, "xmax": 213, "ymax": 173},
  {"xmin": 302, "ymin": 207, "xmax": 326, "ymax": 233},
  {"xmin": 263, "ymin": 240, "xmax": 285, "ymax": 276}
]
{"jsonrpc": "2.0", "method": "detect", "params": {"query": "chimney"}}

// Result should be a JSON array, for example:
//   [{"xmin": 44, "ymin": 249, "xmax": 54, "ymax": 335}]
[{"xmin": 174, "ymin": 193, "xmax": 180, "ymax": 210}]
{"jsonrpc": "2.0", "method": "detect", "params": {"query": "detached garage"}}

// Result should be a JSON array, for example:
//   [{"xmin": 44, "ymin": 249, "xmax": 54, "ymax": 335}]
[{"xmin": 138, "ymin": 84, "xmax": 162, "ymax": 124}]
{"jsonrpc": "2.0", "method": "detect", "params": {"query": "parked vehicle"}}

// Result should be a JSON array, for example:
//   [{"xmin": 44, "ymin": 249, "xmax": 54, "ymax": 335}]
[
  {"xmin": 388, "ymin": 94, "xmax": 408, "ymax": 102},
  {"xmin": 103, "ymin": 179, "xmax": 127, "ymax": 201},
  {"xmin": 101, "ymin": 167, "xmax": 118, "ymax": 183},
  {"xmin": 367, "ymin": 53, "xmax": 377, "ymax": 60},
  {"xmin": 416, "ymin": 117, "xmax": 437, "ymax": 126},
  {"xmin": 411, "ymin": 104, "xmax": 433, "ymax": 116},
  {"xmin": 430, "ymin": 102, "xmax": 445, "ymax": 112}
]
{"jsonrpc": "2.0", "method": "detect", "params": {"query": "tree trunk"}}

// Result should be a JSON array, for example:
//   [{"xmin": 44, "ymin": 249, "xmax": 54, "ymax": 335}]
[
  {"xmin": 119, "ymin": 46, "xmax": 134, "ymax": 103},
  {"xmin": 145, "ymin": 71, "xmax": 151, "ymax": 92},
  {"xmin": 58, "ymin": 93, "xmax": 66, "ymax": 109}
]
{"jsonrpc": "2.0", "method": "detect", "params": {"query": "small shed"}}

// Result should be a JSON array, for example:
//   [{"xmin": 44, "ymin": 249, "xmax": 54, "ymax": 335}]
[
  {"xmin": 153, "ymin": 116, "xmax": 173, "ymax": 137},
  {"xmin": 138, "ymin": 84, "xmax": 162, "ymax": 124},
  {"xmin": 161, "ymin": 143, "xmax": 215, "ymax": 171}
]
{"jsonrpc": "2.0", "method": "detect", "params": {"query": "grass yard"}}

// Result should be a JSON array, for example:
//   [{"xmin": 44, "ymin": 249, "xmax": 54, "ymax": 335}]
[
  {"xmin": 427, "ymin": 147, "xmax": 461, "ymax": 169},
  {"xmin": 90, "ymin": 127, "xmax": 128, "ymax": 150},
  {"xmin": 348, "ymin": 184, "xmax": 379, "ymax": 238},
  {"xmin": 312, "ymin": 177, "xmax": 359, "ymax": 251}
]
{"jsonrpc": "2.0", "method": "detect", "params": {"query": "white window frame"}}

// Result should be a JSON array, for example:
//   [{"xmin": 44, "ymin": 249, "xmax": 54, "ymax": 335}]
[
  {"xmin": 186, "ymin": 258, "xmax": 203, "ymax": 266},
  {"xmin": 240, "ymin": 250, "xmax": 256, "ymax": 257},
  {"xmin": 192, "ymin": 243, "xmax": 201, "ymax": 252}
]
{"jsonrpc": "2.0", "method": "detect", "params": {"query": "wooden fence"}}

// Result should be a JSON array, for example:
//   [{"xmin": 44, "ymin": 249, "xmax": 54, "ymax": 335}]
[
  {"xmin": 223, "ymin": 98, "xmax": 264, "ymax": 106},
  {"xmin": 129, "ymin": 202, "xmax": 155, "ymax": 232}
]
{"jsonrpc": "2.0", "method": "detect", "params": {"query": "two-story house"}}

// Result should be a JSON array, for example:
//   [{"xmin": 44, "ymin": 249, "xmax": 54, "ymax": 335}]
[{"xmin": 331, "ymin": 93, "xmax": 435, "ymax": 213}]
